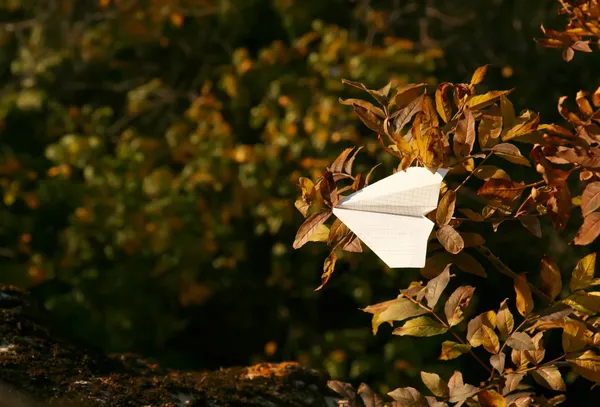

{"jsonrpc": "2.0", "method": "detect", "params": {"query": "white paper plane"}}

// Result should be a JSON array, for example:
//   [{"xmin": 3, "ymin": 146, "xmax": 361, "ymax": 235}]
[{"xmin": 332, "ymin": 166, "xmax": 448, "ymax": 268}]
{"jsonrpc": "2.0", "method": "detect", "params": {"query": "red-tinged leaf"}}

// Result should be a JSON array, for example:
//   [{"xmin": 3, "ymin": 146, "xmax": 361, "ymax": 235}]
[
  {"xmin": 293, "ymin": 212, "xmax": 332, "ymax": 249},
  {"xmin": 514, "ymin": 273, "xmax": 534, "ymax": 317},
  {"xmin": 582, "ymin": 182, "xmax": 600, "ymax": 217},
  {"xmin": 444, "ymin": 286, "xmax": 475, "ymax": 327},
  {"xmin": 478, "ymin": 390, "xmax": 507, "ymax": 407},
  {"xmin": 421, "ymin": 372, "xmax": 449, "ymax": 398},
  {"xmin": 436, "ymin": 225, "xmax": 464, "ymax": 255},
  {"xmin": 571, "ymin": 253, "xmax": 596, "ymax": 291},
  {"xmin": 477, "ymin": 179, "xmax": 525, "ymax": 202},
  {"xmin": 435, "ymin": 82, "xmax": 453, "ymax": 123},
  {"xmin": 439, "ymin": 341, "xmax": 472, "ymax": 360},
  {"xmin": 436, "ymin": 190, "xmax": 456, "ymax": 226},
  {"xmin": 497, "ymin": 299, "xmax": 514, "ymax": 335},
  {"xmin": 453, "ymin": 108, "xmax": 476, "ymax": 158},
  {"xmin": 316, "ymin": 251, "xmax": 337, "ymax": 290},
  {"xmin": 339, "ymin": 98, "xmax": 385, "ymax": 118},
  {"xmin": 470, "ymin": 65, "xmax": 489, "ymax": 86},
  {"xmin": 531, "ymin": 367, "xmax": 566, "ymax": 391},
  {"xmin": 490, "ymin": 353, "xmax": 506, "ymax": 374},
  {"xmin": 573, "ymin": 212, "xmax": 600, "ymax": 245},
  {"xmin": 344, "ymin": 146, "xmax": 363, "ymax": 175},
  {"xmin": 424, "ymin": 265, "xmax": 451, "ymax": 308},
  {"xmin": 518, "ymin": 216, "xmax": 542, "ymax": 238},
  {"xmin": 506, "ymin": 332, "xmax": 536, "ymax": 351},
  {"xmin": 502, "ymin": 373, "xmax": 525, "ymax": 396},
  {"xmin": 540, "ymin": 254, "xmax": 562, "ymax": 301}
]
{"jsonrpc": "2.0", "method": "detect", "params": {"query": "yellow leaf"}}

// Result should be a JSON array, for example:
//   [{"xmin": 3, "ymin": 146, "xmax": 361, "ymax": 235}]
[
  {"xmin": 514, "ymin": 273, "xmax": 534, "ymax": 317},
  {"xmin": 571, "ymin": 253, "xmax": 596, "ymax": 291},
  {"xmin": 470, "ymin": 65, "xmax": 489, "ymax": 86},
  {"xmin": 439, "ymin": 341, "xmax": 472, "ymax": 360},
  {"xmin": 562, "ymin": 319, "xmax": 587, "ymax": 353},
  {"xmin": 568, "ymin": 350, "xmax": 600, "ymax": 383},
  {"xmin": 540, "ymin": 254, "xmax": 562, "ymax": 301},
  {"xmin": 308, "ymin": 224, "xmax": 330, "ymax": 242}
]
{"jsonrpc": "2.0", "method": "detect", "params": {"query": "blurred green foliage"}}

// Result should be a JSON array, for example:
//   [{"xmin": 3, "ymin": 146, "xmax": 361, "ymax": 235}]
[{"xmin": 1, "ymin": 0, "xmax": 598, "ymax": 396}]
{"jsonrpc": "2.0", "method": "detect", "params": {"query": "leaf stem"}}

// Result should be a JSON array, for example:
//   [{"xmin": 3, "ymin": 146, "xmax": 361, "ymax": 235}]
[
  {"xmin": 453, "ymin": 152, "xmax": 492, "ymax": 193},
  {"xmin": 488, "ymin": 317, "xmax": 530, "ymax": 381}
]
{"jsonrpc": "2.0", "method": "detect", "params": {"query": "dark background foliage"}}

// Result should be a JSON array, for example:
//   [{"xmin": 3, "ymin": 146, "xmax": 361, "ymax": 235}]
[{"xmin": 0, "ymin": 0, "xmax": 598, "ymax": 398}]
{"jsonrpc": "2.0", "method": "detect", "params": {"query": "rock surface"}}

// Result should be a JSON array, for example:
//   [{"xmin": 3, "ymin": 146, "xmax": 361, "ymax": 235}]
[{"xmin": 0, "ymin": 285, "xmax": 338, "ymax": 406}]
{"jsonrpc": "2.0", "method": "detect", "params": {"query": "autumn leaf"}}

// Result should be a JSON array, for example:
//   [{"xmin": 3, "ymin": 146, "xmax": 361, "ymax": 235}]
[
  {"xmin": 444, "ymin": 286, "xmax": 475, "ymax": 327},
  {"xmin": 293, "ymin": 212, "xmax": 332, "ymax": 249},
  {"xmin": 308, "ymin": 224, "xmax": 330, "ymax": 243},
  {"xmin": 497, "ymin": 299, "xmax": 514, "ymax": 335},
  {"xmin": 561, "ymin": 292, "xmax": 600, "ymax": 314},
  {"xmin": 436, "ymin": 190, "xmax": 456, "ymax": 226},
  {"xmin": 424, "ymin": 265, "xmax": 451, "ymax": 308},
  {"xmin": 503, "ymin": 112, "xmax": 540, "ymax": 141},
  {"xmin": 294, "ymin": 199, "xmax": 310, "ymax": 217},
  {"xmin": 562, "ymin": 319, "xmax": 587, "ymax": 353},
  {"xmin": 344, "ymin": 146, "xmax": 363, "ymax": 175},
  {"xmin": 571, "ymin": 253, "xmax": 596, "ymax": 291},
  {"xmin": 514, "ymin": 273, "xmax": 534, "ymax": 317},
  {"xmin": 568, "ymin": 350, "xmax": 600, "ymax": 383},
  {"xmin": 477, "ymin": 179, "xmax": 525, "ymax": 202},
  {"xmin": 490, "ymin": 353, "xmax": 506, "ymax": 374},
  {"xmin": 328, "ymin": 380, "xmax": 356, "ymax": 401},
  {"xmin": 453, "ymin": 108, "xmax": 476, "ymax": 158},
  {"xmin": 478, "ymin": 113, "xmax": 502, "ymax": 149},
  {"xmin": 436, "ymin": 225, "xmax": 464, "ymax": 254},
  {"xmin": 502, "ymin": 373, "xmax": 525, "ymax": 396},
  {"xmin": 439, "ymin": 341, "xmax": 472, "ymax": 360},
  {"xmin": 531, "ymin": 367, "xmax": 566, "ymax": 391},
  {"xmin": 473, "ymin": 165, "xmax": 510, "ymax": 181},
  {"xmin": 470, "ymin": 65, "xmax": 489, "ymax": 86},
  {"xmin": 581, "ymin": 182, "xmax": 600, "ymax": 216},
  {"xmin": 329, "ymin": 147, "xmax": 355, "ymax": 173},
  {"xmin": 393, "ymin": 94, "xmax": 425, "ymax": 132},
  {"xmin": 506, "ymin": 332, "xmax": 536, "ymax": 351},
  {"xmin": 316, "ymin": 251, "xmax": 337, "ymax": 290},
  {"xmin": 540, "ymin": 254, "xmax": 562, "ymax": 301},
  {"xmin": 393, "ymin": 316, "xmax": 448, "ymax": 337},
  {"xmin": 388, "ymin": 387, "xmax": 426, "ymax": 406},
  {"xmin": 518, "ymin": 216, "xmax": 542, "ymax": 238},
  {"xmin": 466, "ymin": 90, "xmax": 511, "ymax": 111},
  {"xmin": 573, "ymin": 212, "xmax": 600, "ymax": 245},
  {"xmin": 421, "ymin": 372, "xmax": 449, "ymax": 398},
  {"xmin": 362, "ymin": 297, "xmax": 428, "ymax": 335},
  {"xmin": 469, "ymin": 323, "xmax": 499, "ymax": 354},
  {"xmin": 448, "ymin": 382, "xmax": 480, "ymax": 404},
  {"xmin": 338, "ymin": 98, "xmax": 385, "ymax": 118},
  {"xmin": 490, "ymin": 143, "xmax": 531, "ymax": 167},
  {"xmin": 478, "ymin": 390, "xmax": 507, "ymax": 407},
  {"xmin": 435, "ymin": 82, "xmax": 453, "ymax": 123},
  {"xmin": 353, "ymin": 104, "xmax": 384, "ymax": 133},
  {"xmin": 358, "ymin": 383, "xmax": 384, "ymax": 407}
]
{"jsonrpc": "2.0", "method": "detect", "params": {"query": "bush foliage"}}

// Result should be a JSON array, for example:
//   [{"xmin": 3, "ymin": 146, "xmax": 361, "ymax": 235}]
[{"xmin": 294, "ymin": 1, "xmax": 600, "ymax": 405}]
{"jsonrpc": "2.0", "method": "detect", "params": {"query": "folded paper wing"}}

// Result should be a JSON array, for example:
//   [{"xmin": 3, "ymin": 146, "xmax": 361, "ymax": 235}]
[{"xmin": 332, "ymin": 167, "xmax": 448, "ymax": 268}]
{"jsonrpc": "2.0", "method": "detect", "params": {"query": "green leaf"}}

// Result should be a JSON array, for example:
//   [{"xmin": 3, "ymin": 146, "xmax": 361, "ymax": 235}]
[
  {"xmin": 570, "ymin": 253, "xmax": 596, "ymax": 291},
  {"xmin": 439, "ymin": 341, "xmax": 472, "ymax": 360},
  {"xmin": 393, "ymin": 316, "xmax": 448, "ymax": 337}
]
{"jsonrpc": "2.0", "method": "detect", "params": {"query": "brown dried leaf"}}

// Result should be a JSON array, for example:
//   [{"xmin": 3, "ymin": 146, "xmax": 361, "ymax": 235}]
[
  {"xmin": 497, "ymin": 299, "xmax": 514, "ymax": 335},
  {"xmin": 424, "ymin": 265, "xmax": 452, "ymax": 308},
  {"xmin": 478, "ymin": 179, "xmax": 525, "ymax": 202},
  {"xmin": 573, "ymin": 212, "xmax": 600, "ymax": 245},
  {"xmin": 453, "ymin": 108, "xmax": 476, "ymax": 158},
  {"xmin": 506, "ymin": 332, "xmax": 536, "ymax": 351},
  {"xmin": 436, "ymin": 225, "xmax": 465, "ymax": 255},
  {"xmin": 531, "ymin": 367, "xmax": 566, "ymax": 391},
  {"xmin": 490, "ymin": 353, "xmax": 506, "ymax": 374},
  {"xmin": 514, "ymin": 273, "xmax": 534, "ymax": 317},
  {"xmin": 502, "ymin": 373, "xmax": 525, "ymax": 396},
  {"xmin": 344, "ymin": 146, "xmax": 363, "ymax": 175},
  {"xmin": 339, "ymin": 98, "xmax": 385, "ymax": 118},
  {"xmin": 330, "ymin": 147, "xmax": 355, "ymax": 173},
  {"xmin": 581, "ymin": 182, "xmax": 600, "ymax": 217},
  {"xmin": 353, "ymin": 104, "xmax": 384, "ymax": 133},
  {"xmin": 358, "ymin": 383, "xmax": 384, "ymax": 407},
  {"xmin": 293, "ymin": 212, "xmax": 332, "ymax": 249},
  {"xmin": 444, "ymin": 286, "xmax": 475, "ymax": 327},
  {"xmin": 388, "ymin": 387, "xmax": 426, "ymax": 406},
  {"xmin": 436, "ymin": 190, "xmax": 456, "ymax": 226},
  {"xmin": 435, "ymin": 82, "xmax": 453, "ymax": 123}
]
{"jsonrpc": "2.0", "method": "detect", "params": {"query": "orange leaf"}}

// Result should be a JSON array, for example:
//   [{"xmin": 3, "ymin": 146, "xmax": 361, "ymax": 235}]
[{"xmin": 514, "ymin": 273, "xmax": 534, "ymax": 317}]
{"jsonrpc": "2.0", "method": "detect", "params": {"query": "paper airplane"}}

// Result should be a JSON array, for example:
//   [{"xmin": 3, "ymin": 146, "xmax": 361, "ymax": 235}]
[{"xmin": 333, "ymin": 167, "xmax": 448, "ymax": 268}]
